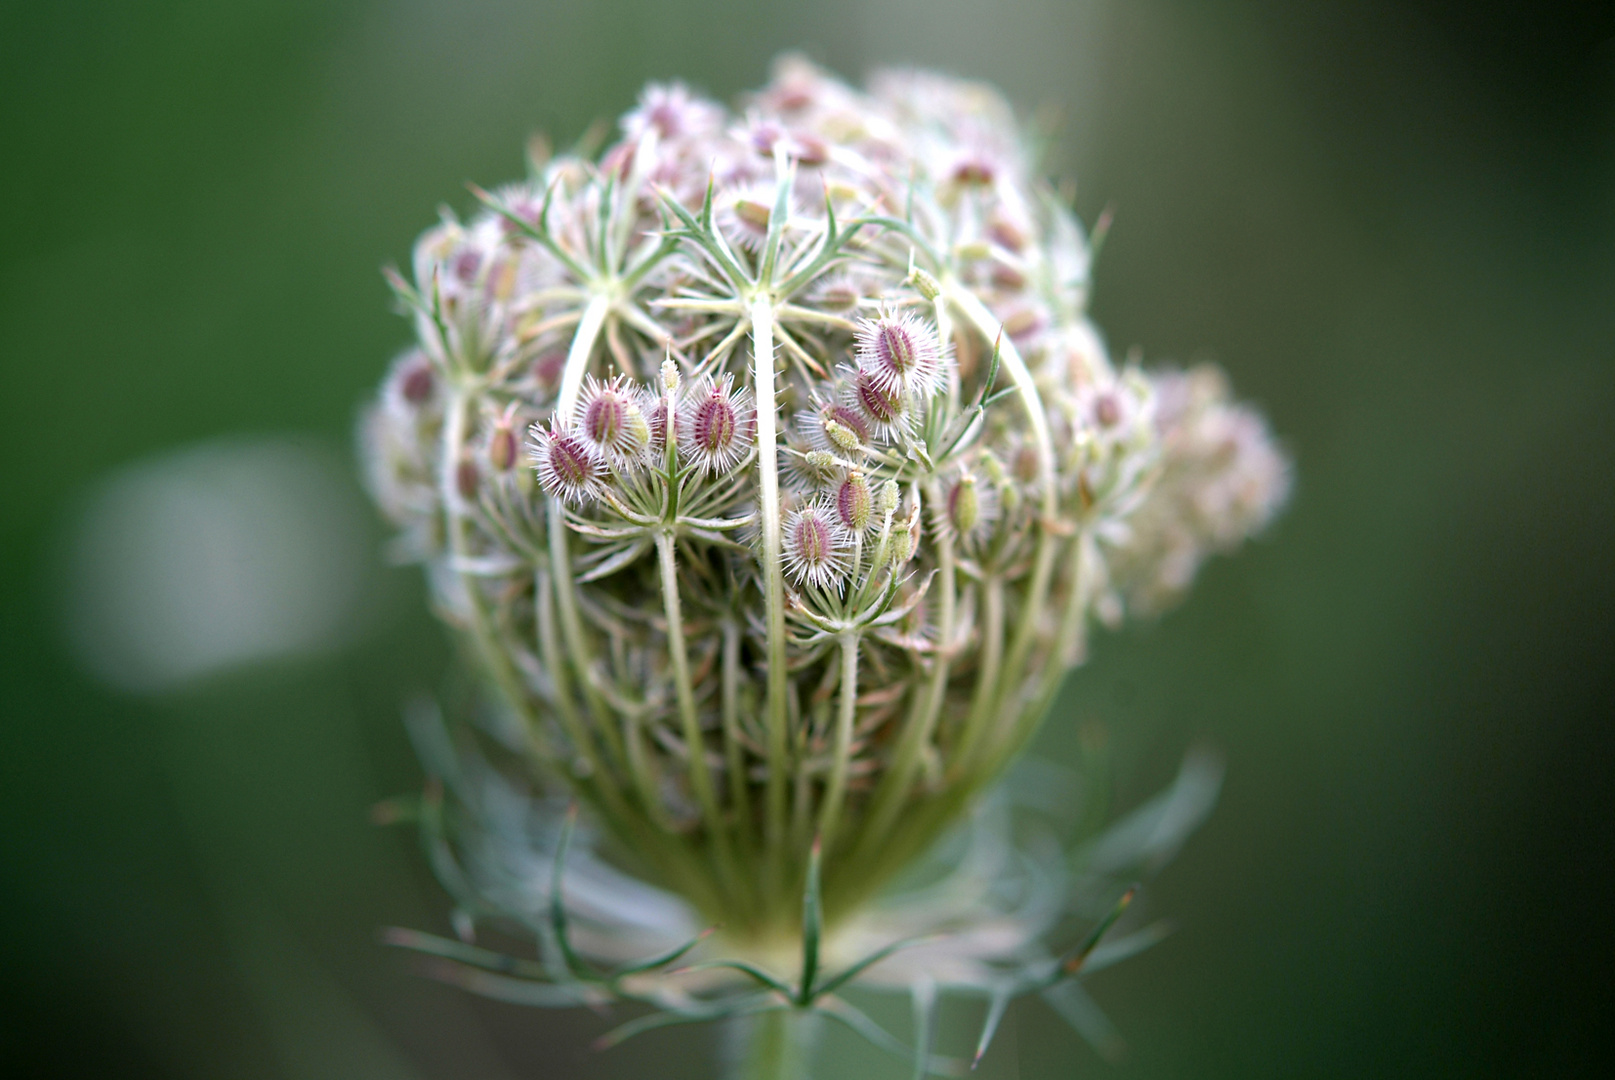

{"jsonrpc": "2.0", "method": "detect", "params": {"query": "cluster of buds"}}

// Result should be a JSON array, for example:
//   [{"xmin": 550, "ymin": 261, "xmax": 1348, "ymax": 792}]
[{"xmin": 361, "ymin": 57, "xmax": 1288, "ymax": 1071}]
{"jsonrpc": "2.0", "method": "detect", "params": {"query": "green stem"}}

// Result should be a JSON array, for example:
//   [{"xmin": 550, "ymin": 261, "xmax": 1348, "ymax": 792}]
[
  {"xmin": 854, "ymin": 489, "xmax": 955, "ymax": 850},
  {"xmin": 548, "ymin": 293, "xmax": 625, "ymax": 765},
  {"xmin": 839, "ymin": 534, "xmax": 1095, "ymax": 912},
  {"xmin": 442, "ymin": 389, "xmax": 642, "ymax": 851},
  {"xmin": 952, "ymin": 574, "xmax": 1006, "ymax": 767},
  {"xmin": 556, "ymin": 292, "xmax": 612, "ymax": 418},
  {"xmin": 721, "ymin": 618, "xmax": 754, "ymax": 853},
  {"xmin": 656, "ymin": 530, "xmax": 735, "ymax": 875},
  {"xmin": 981, "ymin": 528, "xmax": 1092, "ymax": 780},
  {"xmin": 750, "ymin": 294, "xmax": 790, "ymax": 864},
  {"xmin": 943, "ymin": 284, "xmax": 1059, "ymax": 756},
  {"xmin": 934, "ymin": 288, "xmax": 959, "ymax": 417},
  {"xmin": 815, "ymin": 631, "xmax": 861, "ymax": 852},
  {"xmin": 729, "ymin": 1009, "xmax": 817, "ymax": 1080},
  {"xmin": 532, "ymin": 568, "xmax": 624, "ymax": 806}
]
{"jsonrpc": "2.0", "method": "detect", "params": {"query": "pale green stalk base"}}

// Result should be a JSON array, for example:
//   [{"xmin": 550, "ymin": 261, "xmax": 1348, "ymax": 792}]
[{"xmin": 728, "ymin": 1010, "xmax": 820, "ymax": 1080}]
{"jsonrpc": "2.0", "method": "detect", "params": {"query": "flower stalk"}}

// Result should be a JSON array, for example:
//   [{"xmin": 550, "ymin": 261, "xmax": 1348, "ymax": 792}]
[{"xmin": 751, "ymin": 291, "xmax": 790, "ymax": 864}]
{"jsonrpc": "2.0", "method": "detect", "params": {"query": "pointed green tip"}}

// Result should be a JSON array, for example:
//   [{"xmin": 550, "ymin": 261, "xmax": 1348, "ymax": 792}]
[{"xmin": 1062, "ymin": 885, "xmax": 1139, "ymax": 976}]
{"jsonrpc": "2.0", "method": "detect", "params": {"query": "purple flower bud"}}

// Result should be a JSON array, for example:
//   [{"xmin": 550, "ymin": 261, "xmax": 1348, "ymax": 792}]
[
  {"xmin": 809, "ymin": 400, "xmax": 872, "ymax": 455},
  {"xmin": 1000, "ymin": 306, "xmax": 1045, "ymax": 343},
  {"xmin": 679, "ymin": 375, "xmax": 756, "ymax": 475},
  {"xmin": 782, "ymin": 502, "xmax": 850, "ymax": 592},
  {"xmin": 452, "ymin": 248, "xmax": 482, "ymax": 283},
  {"xmin": 530, "ymin": 421, "xmax": 602, "ymax": 505},
  {"xmin": 1094, "ymin": 392, "xmax": 1122, "ymax": 429},
  {"xmin": 575, "ymin": 375, "xmax": 651, "ymax": 467},
  {"xmin": 456, "ymin": 458, "xmax": 480, "ymax": 499},
  {"xmin": 622, "ymin": 82, "xmax": 722, "ymax": 142},
  {"xmin": 836, "ymin": 470, "xmax": 873, "ymax": 533},
  {"xmin": 399, "ymin": 357, "xmax": 435, "ymax": 406},
  {"xmin": 1013, "ymin": 445, "xmax": 1039, "ymax": 484},
  {"xmin": 531, "ymin": 349, "xmax": 566, "ymax": 393},
  {"xmin": 951, "ymin": 157, "xmax": 995, "ymax": 187},
  {"xmin": 488, "ymin": 420, "xmax": 519, "ymax": 473},
  {"xmin": 850, "ymin": 369, "xmax": 907, "ymax": 433},
  {"xmin": 855, "ymin": 313, "xmax": 945, "ymax": 398}
]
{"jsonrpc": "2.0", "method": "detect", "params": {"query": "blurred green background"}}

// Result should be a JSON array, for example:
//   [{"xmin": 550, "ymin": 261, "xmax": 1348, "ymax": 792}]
[{"xmin": 3, "ymin": 1, "xmax": 1611, "ymax": 1076}]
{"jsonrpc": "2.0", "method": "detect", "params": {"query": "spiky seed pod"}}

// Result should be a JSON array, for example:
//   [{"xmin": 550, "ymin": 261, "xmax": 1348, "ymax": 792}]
[
  {"xmin": 813, "ymin": 274, "xmax": 865, "ymax": 312},
  {"xmin": 804, "ymin": 396, "xmax": 874, "ymax": 457},
  {"xmin": 948, "ymin": 473, "xmax": 981, "ymax": 534},
  {"xmin": 979, "ymin": 449, "xmax": 1021, "ymax": 517},
  {"xmin": 645, "ymin": 393, "xmax": 670, "ymax": 456},
  {"xmin": 855, "ymin": 312, "xmax": 946, "ymax": 398},
  {"xmin": 835, "ymin": 469, "xmax": 874, "ymax": 533},
  {"xmin": 883, "ymin": 498, "xmax": 923, "ymax": 569},
  {"xmin": 717, "ymin": 185, "xmax": 777, "ymax": 252},
  {"xmin": 941, "ymin": 470, "xmax": 999, "ymax": 547},
  {"xmin": 1093, "ymin": 389, "xmax": 1123, "ymax": 429},
  {"xmin": 679, "ymin": 374, "xmax": 755, "ymax": 475},
  {"xmin": 455, "ymin": 458, "xmax": 479, "ymax": 499},
  {"xmin": 575, "ymin": 375, "xmax": 651, "ymax": 468},
  {"xmin": 529, "ymin": 420, "xmax": 603, "ymax": 505},
  {"xmin": 621, "ymin": 80, "xmax": 725, "ymax": 142},
  {"xmin": 1012, "ymin": 443, "xmax": 1039, "ymax": 484},
  {"xmin": 873, "ymin": 477, "xmax": 902, "ymax": 520},
  {"xmin": 782, "ymin": 501, "xmax": 849, "ymax": 591},
  {"xmin": 783, "ymin": 447, "xmax": 842, "ymax": 491},
  {"xmin": 845, "ymin": 367, "xmax": 909, "ymax": 437},
  {"xmin": 822, "ymin": 415, "xmax": 863, "ymax": 455}
]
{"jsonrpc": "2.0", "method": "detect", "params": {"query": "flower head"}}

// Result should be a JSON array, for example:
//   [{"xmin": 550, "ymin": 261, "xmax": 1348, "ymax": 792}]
[{"xmin": 360, "ymin": 58, "xmax": 1290, "ymax": 1072}]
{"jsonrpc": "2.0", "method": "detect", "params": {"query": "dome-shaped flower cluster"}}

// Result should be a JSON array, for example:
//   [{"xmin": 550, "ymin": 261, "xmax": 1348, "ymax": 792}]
[{"xmin": 361, "ymin": 56, "xmax": 1288, "ymax": 1070}]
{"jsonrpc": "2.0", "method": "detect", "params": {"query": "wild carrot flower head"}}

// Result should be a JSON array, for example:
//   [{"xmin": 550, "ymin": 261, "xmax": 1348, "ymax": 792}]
[{"xmin": 359, "ymin": 55, "xmax": 1290, "ymax": 1072}]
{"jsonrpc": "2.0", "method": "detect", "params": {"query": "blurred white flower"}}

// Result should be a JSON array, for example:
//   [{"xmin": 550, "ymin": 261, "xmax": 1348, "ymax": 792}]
[{"xmin": 65, "ymin": 437, "xmax": 371, "ymax": 693}]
